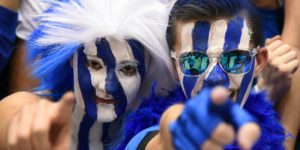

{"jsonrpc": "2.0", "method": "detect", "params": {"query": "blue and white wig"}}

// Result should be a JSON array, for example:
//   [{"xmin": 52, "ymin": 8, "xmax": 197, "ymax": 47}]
[{"xmin": 27, "ymin": 0, "xmax": 175, "ymax": 100}]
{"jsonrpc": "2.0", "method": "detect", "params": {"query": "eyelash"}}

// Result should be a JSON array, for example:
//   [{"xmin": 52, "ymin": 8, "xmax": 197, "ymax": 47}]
[
  {"xmin": 87, "ymin": 59, "xmax": 103, "ymax": 70},
  {"xmin": 119, "ymin": 65, "xmax": 137, "ymax": 76}
]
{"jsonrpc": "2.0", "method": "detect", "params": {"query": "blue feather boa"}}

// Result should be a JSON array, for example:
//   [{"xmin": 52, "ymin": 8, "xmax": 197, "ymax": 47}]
[{"xmin": 115, "ymin": 87, "xmax": 285, "ymax": 150}]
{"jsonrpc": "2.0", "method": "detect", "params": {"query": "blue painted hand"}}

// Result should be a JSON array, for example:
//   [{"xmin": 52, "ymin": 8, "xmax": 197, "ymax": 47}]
[{"xmin": 169, "ymin": 86, "xmax": 260, "ymax": 150}]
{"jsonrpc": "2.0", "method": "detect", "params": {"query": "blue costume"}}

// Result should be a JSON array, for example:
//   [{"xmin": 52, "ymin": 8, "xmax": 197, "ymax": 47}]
[
  {"xmin": 0, "ymin": 6, "xmax": 18, "ymax": 98},
  {"xmin": 117, "ymin": 87, "xmax": 285, "ymax": 150}
]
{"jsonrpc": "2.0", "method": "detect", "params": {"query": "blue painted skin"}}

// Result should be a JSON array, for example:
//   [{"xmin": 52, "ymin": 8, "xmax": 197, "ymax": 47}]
[
  {"xmin": 76, "ymin": 38, "xmax": 146, "ymax": 149},
  {"xmin": 172, "ymin": 17, "xmax": 257, "ymax": 149},
  {"xmin": 170, "ymin": 88, "xmax": 255, "ymax": 150}
]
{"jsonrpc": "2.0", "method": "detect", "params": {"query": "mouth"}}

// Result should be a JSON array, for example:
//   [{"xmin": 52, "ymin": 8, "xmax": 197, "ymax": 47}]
[
  {"xmin": 228, "ymin": 89, "xmax": 237, "ymax": 100},
  {"xmin": 95, "ymin": 97, "xmax": 116, "ymax": 104}
]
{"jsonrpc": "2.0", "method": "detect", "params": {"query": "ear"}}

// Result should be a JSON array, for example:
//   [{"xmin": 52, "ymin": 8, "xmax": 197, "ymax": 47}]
[{"xmin": 254, "ymin": 47, "xmax": 268, "ymax": 77}]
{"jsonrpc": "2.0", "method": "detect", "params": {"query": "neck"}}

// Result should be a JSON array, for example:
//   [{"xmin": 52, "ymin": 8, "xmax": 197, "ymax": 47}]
[{"xmin": 71, "ymin": 104, "xmax": 104, "ymax": 150}]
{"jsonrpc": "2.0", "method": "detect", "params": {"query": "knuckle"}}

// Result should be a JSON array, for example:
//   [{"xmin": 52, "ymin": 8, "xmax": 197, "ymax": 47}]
[
  {"xmin": 18, "ymin": 131, "xmax": 31, "ymax": 142},
  {"xmin": 32, "ymin": 125, "xmax": 46, "ymax": 136}
]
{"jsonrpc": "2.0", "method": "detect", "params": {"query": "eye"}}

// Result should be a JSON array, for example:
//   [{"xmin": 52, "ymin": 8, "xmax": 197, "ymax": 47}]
[
  {"xmin": 87, "ymin": 60, "xmax": 103, "ymax": 70},
  {"xmin": 120, "ymin": 65, "xmax": 137, "ymax": 76}
]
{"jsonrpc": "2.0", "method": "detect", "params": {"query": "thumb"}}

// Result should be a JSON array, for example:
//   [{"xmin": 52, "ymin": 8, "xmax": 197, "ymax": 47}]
[
  {"xmin": 52, "ymin": 92, "xmax": 75, "ymax": 124},
  {"xmin": 265, "ymin": 35, "xmax": 281, "ymax": 46}
]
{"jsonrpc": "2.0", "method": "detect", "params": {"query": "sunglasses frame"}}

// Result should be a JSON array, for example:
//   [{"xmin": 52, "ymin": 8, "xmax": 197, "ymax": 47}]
[{"xmin": 171, "ymin": 48, "xmax": 258, "ymax": 77}]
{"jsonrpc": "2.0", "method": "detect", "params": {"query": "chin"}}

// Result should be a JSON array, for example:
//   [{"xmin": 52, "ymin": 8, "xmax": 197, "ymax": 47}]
[{"xmin": 96, "ymin": 104, "xmax": 117, "ymax": 122}]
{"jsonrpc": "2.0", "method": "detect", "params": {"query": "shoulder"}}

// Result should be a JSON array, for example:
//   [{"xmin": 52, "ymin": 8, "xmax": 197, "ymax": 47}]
[{"xmin": 244, "ymin": 91, "xmax": 285, "ymax": 150}]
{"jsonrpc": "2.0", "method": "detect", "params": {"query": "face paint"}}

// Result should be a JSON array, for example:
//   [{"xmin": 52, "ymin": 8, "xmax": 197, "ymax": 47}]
[
  {"xmin": 74, "ymin": 38, "xmax": 145, "ymax": 123},
  {"xmin": 175, "ymin": 16, "xmax": 254, "ymax": 106}
]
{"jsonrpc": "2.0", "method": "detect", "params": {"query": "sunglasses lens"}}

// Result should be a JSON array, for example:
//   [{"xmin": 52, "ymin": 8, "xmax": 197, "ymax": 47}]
[
  {"xmin": 179, "ymin": 52, "xmax": 209, "ymax": 76},
  {"xmin": 220, "ymin": 50, "xmax": 252, "ymax": 74}
]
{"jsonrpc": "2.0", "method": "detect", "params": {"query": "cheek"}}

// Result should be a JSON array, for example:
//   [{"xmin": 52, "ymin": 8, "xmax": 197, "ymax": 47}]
[
  {"xmin": 116, "ymin": 72, "xmax": 141, "ymax": 104},
  {"xmin": 176, "ymin": 63, "xmax": 200, "ymax": 98},
  {"xmin": 89, "ymin": 69, "xmax": 107, "ymax": 94}
]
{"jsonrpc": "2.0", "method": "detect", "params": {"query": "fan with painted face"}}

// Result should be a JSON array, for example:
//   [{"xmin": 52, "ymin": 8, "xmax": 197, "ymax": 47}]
[
  {"xmin": 172, "ymin": 16, "xmax": 259, "ymax": 106},
  {"xmin": 74, "ymin": 38, "xmax": 146, "ymax": 122},
  {"xmin": 28, "ymin": 0, "xmax": 174, "ymax": 149}
]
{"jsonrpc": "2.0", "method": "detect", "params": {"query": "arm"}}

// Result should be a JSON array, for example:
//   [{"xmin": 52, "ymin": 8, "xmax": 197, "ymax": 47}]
[
  {"xmin": 0, "ymin": 0, "xmax": 19, "ymax": 11},
  {"xmin": 278, "ymin": 0, "xmax": 300, "ymax": 149},
  {"xmin": 145, "ymin": 87, "xmax": 260, "ymax": 150},
  {"xmin": 0, "ymin": 92, "xmax": 74, "ymax": 150}
]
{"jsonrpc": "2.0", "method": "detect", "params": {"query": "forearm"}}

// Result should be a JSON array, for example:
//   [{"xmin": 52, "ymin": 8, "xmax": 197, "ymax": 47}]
[
  {"xmin": 278, "ymin": 0, "xmax": 300, "ymax": 149},
  {"xmin": 0, "ymin": 92, "xmax": 40, "ymax": 148},
  {"xmin": 0, "ymin": 0, "xmax": 19, "ymax": 11},
  {"xmin": 146, "ymin": 104, "xmax": 184, "ymax": 150},
  {"xmin": 278, "ymin": 64, "xmax": 300, "ymax": 150},
  {"xmin": 282, "ymin": 0, "xmax": 300, "ymax": 49}
]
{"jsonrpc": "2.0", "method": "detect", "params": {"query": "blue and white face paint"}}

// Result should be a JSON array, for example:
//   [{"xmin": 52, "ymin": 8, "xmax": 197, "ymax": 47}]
[
  {"xmin": 174, "ymin": 16, "xmax": 255, "ymax": 106},
  {"xmin": 73, "ymin": 37, "xmax": 145, "ymax": 122}
]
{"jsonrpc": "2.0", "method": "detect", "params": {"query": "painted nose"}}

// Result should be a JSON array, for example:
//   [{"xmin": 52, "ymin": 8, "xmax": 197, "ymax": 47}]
[
  {"xmin": 203, "ymin": 64, "xmax": 229, "ymax": 87},
  {"xmin": 105, "ymin": 69, "xmax": 119, "ymax": 95}
]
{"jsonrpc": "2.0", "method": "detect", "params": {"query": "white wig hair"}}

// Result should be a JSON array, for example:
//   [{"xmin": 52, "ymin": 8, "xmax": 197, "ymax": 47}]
[{"xmin": 30, "ymin": 0, "xmax": 176, "ymax": 99}]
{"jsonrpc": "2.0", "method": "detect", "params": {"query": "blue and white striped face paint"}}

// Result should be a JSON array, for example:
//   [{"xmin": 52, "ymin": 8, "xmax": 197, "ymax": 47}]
[
  {"xmin": 174, "ymin": 16, "xmax": 255, "ymax": 106},
  {"xmin": 73, "ymin": 37, "xmax": 145, "ymax": 122}
]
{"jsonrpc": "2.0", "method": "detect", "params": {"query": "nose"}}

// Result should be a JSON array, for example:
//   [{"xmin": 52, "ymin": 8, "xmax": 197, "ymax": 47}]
[
  {"xmin": 105, "ymin": 69, "xmax": 119, "ymax": 95},
  {"xmin": 203, "ymin": 64, "xmax": 229, "ymax": 87}
]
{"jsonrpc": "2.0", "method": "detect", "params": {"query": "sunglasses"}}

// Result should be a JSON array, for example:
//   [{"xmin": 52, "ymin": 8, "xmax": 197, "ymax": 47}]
[{"xmin": 172, "ymin": 49, "xmax": 258, "ymax": 76}]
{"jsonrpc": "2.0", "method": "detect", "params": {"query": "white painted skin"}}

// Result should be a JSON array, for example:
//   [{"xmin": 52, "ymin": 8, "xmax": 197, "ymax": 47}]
[
  {"xmin": 174, "ymin": 19, "xmax": 254, "ymax": 105},
  {"xmin": 72, "ymin": 38, "xmax": 142, "ymax": 149},
  {"xmin": 75, "ymin": 38, "xmax": 142, "ymax": 123}
]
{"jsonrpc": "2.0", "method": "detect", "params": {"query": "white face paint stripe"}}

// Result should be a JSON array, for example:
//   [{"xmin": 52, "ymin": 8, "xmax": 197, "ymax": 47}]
[
  {"xmin": 178, "ymin": 22, "xmax": 195, "ymax": 54},
  {"xmin": 73, "ymin": 52, "xmax": 86, "ymax": 109},
  {"xmin": 177, "ymin": 22, "xmax": 195, "ymax": 98},
  {"xmin": 84, "ymin": 41, "xmax": 98, "ymax": 56},
  {"xmin": 207, "ymin": 20, "xmax": 228, "ymax": 53},
  {"xmin": 205, "ymin": 20, "xmax": 227, "ymax": 80},
  {"xmin": 238, "ymin": 20, "xmax": 251, "ymax": 50}
]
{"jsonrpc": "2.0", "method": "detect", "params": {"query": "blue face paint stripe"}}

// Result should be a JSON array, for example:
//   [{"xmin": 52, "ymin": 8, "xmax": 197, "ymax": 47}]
[
  {"xmin": 127, "ymin": 39, "xmax": 146, "ymax": 81},
  {"xmin": 236, "ymin": 60, "xmax": 255, "ymax": 104},
  {"xmin": 203, "ymin": 65, "xmax": 230, "ymax": 88},
  {"xmin": 96, "ymin": 38, "xmax": 127, "ymax": 116},
  {"xmin": 192, "ymin": 21, "xmax": 210, "ymax": 52},
  {"xmin": 183, "ymin": 76, "xmax": 198, "ymax": 99},
  {"xmin": 223, "ymin": 16, "xmax": 244, "ymax": 51},
  {"xmin": 77, "ymin": 48, "xmax": 97, "ymax": 150}
]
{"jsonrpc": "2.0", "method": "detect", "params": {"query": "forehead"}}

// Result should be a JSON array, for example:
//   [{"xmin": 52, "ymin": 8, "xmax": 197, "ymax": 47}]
[
  {"xmin": 83, "ymin": 38, "xmax": 139, "ymax": 62},
  {"xmin": 175, "ymin": 16, "xmax": 252, "ymax": 54}
]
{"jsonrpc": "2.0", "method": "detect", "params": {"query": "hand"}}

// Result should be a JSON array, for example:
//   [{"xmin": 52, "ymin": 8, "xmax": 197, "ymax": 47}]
[
  {"xmin": 259, "ymin": 35, "xmax": 299, "ymax": 102},
  {"xmin": 7, "ymin": 92, "xmax": 74, "ymax": 150},
  {"xmin": 169, "ymin": 86, "xmax": 260, "ymax": 150}
]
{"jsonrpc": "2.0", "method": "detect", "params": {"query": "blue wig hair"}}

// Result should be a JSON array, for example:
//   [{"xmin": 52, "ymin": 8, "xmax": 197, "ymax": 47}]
[
  {"xmin": 27, "ymin": 1, "xmax": 80, "ymax": 100},
  {"xmin": 27, "ymin": 0, "xmax": 175, "ymax": 100},
  {"xmin": 166, "ymin": 0, "xmax": 263, "ymax": 50}
]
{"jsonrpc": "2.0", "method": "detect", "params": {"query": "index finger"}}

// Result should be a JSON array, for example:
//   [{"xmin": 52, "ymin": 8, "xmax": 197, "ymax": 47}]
[{"xmin": 51, "ymin": 92, "xmax": 75, "ymax": 124}]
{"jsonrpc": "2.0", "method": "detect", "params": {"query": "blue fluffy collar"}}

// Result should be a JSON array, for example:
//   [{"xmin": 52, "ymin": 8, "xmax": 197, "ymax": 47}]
[{"xmin": 116, "ymin": 87, "xmax": 285, "ymax": 150}]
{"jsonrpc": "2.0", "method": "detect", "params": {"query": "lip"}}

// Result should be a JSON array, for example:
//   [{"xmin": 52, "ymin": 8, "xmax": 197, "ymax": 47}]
[{"xmin": 96, "ymin": 97, "xmax": 116, "ymax": 104}]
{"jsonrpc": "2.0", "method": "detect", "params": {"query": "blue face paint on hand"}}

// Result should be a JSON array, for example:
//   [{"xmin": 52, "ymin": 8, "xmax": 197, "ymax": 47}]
[{"xmin": 169, "ymin": 87, "xmax": 256, "ymax": 150}]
